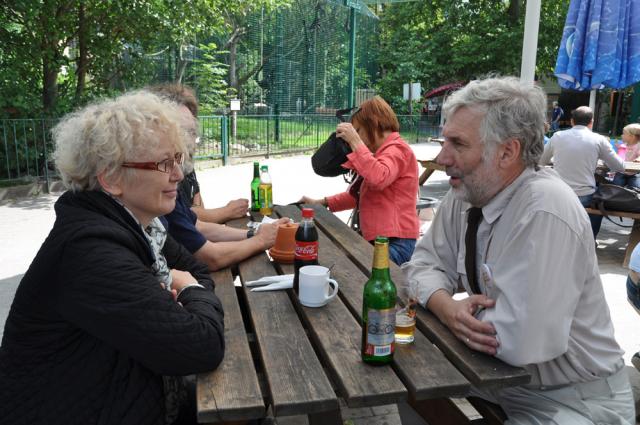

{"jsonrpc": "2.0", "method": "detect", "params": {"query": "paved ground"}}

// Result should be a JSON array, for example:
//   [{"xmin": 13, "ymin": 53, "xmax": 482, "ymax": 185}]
[{"xmin": 0, "ymin": 141, "xmax": 638, "ymax": 424}]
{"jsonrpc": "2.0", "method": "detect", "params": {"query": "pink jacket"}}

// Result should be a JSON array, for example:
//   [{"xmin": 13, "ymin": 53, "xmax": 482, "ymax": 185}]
[
  {"xmin": 326, "ymin": 132, "xmax": 419, "ymax": 241},
  {"xmin": 625, "ymin": 143, "xmax": 640, "ymax": 161}
]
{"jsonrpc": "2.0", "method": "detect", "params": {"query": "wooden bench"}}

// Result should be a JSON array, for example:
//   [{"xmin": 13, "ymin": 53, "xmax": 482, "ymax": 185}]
[
  {"xmin": 585, "ymin": 207, "xmax": 640, "ymax": 267},
  {"xmin": 196, "ymin": 268, "xmax": 265, "ymax": 423}
]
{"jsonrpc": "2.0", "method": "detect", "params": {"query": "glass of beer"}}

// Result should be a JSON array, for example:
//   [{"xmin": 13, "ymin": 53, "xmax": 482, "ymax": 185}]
[{"xmin": 395, "ymin": 302, "xmax": 416, "ymax": 344}]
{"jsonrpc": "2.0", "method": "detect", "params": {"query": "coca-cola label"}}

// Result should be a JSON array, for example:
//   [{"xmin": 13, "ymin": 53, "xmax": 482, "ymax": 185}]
[{"xmin": 295, "ymin": 241, "xmax": 318, "ymax": 260}]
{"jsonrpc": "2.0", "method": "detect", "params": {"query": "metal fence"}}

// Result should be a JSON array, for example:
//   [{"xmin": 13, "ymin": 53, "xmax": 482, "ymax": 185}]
[
  {"xmin": 0, "ymin": 115, "xmax": 440, "ymax": 187},
  {"xmin": 0, "ymin": 119, "xmax": 57, "ymax": 185}
]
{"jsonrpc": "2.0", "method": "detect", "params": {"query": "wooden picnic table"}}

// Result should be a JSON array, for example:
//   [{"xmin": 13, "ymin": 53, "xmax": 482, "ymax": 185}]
[
  {"xmin": 597, "ymin": 160, "xmax": 640, "ymax": 173},
  {"xmin": 417, "ymin": 138, "xmax": 445, "ymax": 185},
  {"xmin": 418, "ymin": 157, "xmax": 445, "ymax": 185},
  {"xmin": 196, "ymin": 205, "xmax": 530, "ymax": 424}
]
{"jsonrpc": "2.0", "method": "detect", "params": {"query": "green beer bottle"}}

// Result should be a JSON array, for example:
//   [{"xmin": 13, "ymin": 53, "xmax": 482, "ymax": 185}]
[
  {"xmin": 361, "ymin": 236, "xmax": 397, "ymax": 365},
  {"xmin": 251, "ymin": 161, "xmax": 261, "ymax": 212}
]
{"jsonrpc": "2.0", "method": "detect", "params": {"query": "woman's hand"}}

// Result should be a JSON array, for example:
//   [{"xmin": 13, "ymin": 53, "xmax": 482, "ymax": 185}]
[
  {"xmin": 336, "ymin": 123, "xmax": 365, "ymax": 151},
  {"xmin": 170, "ymin": 269, "xmax": 198, "ymax": 293},
  {"xmin": 298, "ymin": 196, "xmax": 327, "ymax": 207}
]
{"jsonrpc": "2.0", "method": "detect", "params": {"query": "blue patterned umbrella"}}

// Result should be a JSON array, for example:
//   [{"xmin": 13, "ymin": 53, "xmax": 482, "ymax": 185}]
[{"xmin": 555, "ymin": 0, "xmax": 640, "ymax": 90}]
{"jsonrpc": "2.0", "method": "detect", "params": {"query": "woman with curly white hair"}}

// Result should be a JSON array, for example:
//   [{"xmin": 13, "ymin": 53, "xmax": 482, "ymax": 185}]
[{"xmin": 0, "ymin": 91, "xmax": 225, "ymax": 425}]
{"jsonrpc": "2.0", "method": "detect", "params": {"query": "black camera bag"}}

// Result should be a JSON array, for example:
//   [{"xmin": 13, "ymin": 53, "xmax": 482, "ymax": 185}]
[{"xmin": 310, "ymin": 107, "xmax": 360, "ymax": 177}]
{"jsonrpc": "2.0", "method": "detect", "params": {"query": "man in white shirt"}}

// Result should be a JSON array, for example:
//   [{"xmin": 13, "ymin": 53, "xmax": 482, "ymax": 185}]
[
  {"xmin": 403, "ymin": 77, "xmax": 635, "ymax": 424},
  {"xmin": 539, "ymin": 106, "xmax": 623, "ymax": 239}
]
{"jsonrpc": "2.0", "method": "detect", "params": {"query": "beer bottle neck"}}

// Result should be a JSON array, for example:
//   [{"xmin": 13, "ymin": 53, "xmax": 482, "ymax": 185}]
[
  {"xmin": 371, "ymin": 267, "xmax": 391, "ymax": 280},
  {"xmin": 371, "ymin": 242, "xmax": 390, "ymax": 278},
  {"xmin": 253, "ymin": 164, "xmax": 260, "ymax": 178}
]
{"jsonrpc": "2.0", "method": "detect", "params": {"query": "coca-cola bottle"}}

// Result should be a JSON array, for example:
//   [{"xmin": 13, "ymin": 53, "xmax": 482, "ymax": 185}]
[{"xmin": 293, "ymin": 208, "xmax": 319, "ymax": 294}]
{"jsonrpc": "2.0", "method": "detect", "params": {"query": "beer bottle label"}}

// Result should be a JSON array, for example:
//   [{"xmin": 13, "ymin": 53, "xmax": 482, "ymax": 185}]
[
  {"xmin": 363, "ymin": 307, "xmax": 395, "ymax": 356},
  {"xmin": 295, "ymin": 241, "xmax": 318, "ymax": 260}
]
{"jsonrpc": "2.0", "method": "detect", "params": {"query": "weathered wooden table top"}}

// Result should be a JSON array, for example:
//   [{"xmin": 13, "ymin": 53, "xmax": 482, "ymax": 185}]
[{"xmin": 196, "ymin": 205, "xmax": 529, "ymax": 424}]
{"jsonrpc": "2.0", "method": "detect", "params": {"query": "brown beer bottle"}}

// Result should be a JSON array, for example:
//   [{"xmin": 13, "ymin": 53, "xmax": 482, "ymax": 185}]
[{"xmin": 361, "ymin": 236, "xmax": 397, "ymax": 365}]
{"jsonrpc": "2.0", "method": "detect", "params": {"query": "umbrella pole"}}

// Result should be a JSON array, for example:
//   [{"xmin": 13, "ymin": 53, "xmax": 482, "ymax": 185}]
[
  {"xmin": 590, "ymin": 90, "xmax": 598, "ymax": 130},
  {"xmin": 589, "ymin": 90, "xmax": 596, "ymax": 110},
  {"xmin": 520, "ymin": 0, "xmax": 541, "ymax": 84}
]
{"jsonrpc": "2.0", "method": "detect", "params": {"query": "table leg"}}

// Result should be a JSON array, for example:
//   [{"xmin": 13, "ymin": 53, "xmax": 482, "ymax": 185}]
[
  {"xmin": 308, "ymin": 408, "xmax": 343, "ymax": 425},
  {"xmin": 419, "ymin": 168, "xmax": 436, "ymax": 186}
]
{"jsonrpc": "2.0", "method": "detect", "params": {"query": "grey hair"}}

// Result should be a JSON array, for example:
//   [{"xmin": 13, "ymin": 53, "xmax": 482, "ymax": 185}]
[
  {"xmin": 53, "ymin": 91, "xmax": 187, "ymax": 191},
  {"xmin": 442, "ymin": 76, "xmax": 547, "ymax": 168}
]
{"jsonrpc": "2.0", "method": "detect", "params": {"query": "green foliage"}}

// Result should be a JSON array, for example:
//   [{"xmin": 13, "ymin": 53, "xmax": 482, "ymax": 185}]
[
  {"xmin": 0, "ymin": 0, "xmax": 573, "ymax": 119},
  {"xmin": 375, "ymin": 0, "xmax": 571, "ymax": 108},
  {"xmin": 191, "ymin": 42, "xmax": 233, "ymax": 113},
  {"xmin": 0, "ymin": 0, "xmax": 227, "ymax": 116}
]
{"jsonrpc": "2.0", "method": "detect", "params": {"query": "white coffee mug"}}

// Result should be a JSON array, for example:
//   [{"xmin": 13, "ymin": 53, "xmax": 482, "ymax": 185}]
[{"xmin": 298, "ymin": 265, "xmax": 339, "ymax": 307}]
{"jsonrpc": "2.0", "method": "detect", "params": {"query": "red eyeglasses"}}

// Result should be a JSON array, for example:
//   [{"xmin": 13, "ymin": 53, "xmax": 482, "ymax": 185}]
[{"xmin": 121, "ymin": 152, "xmax": 185, "ymax": 173}]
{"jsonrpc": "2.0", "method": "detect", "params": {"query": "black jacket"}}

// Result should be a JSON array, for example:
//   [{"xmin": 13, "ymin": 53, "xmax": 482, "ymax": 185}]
[{"xmin": 0, "ymin": 190, "xmax": 225, "ymax": 425}]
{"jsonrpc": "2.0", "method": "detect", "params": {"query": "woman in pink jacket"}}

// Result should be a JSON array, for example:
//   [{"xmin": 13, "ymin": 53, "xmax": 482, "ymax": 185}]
[{"xmin": 301, "ymin": 96, "xmax": 419, "ymax": 264}]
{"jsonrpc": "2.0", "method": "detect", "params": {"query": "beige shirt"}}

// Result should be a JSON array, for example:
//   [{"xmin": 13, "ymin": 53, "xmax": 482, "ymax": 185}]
[
  {"xmin": 402, "ymin": 167, "xmax": 624, "ymax": 387},
  {"xmin": 539, "ymin": 125, "xmax": 624, "ymax": 196}
]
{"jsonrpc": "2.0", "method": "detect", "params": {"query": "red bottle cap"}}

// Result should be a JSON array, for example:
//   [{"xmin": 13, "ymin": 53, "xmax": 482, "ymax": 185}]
[{"xmin": 301, "ymin": 208, "xmax": 314, "ymax": 218}]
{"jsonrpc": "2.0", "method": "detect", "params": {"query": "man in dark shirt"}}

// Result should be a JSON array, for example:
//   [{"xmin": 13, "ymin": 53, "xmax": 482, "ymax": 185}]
[
  {"xmin": 149, "ymin": 83, "xmax": 249, "ymax": 224},
  {"xmin": 551, "ymin": 101, "xmax": 564, "ymax": 132},
  {"xmin": 149, "ymin": 83, "xmax": 288, "ymax": 271}
]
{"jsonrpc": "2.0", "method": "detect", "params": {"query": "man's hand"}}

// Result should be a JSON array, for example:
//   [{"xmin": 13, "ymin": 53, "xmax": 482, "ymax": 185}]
[
  {"xmin": 429, "ymin": 291, "xmax": 499, "ymax": 355},
  {"xmin": 254, "ymin": 217, "xmax": 290, "ymax": 249},
  {"xmin": 224, "ymin": 199, "xmax": 249, "ymax": 219}
]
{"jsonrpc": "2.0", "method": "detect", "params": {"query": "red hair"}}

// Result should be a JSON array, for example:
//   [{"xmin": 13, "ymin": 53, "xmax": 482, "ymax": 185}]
[{"xmin": 352, "ymin": 96, "xmax": 399, "ymax": 144}]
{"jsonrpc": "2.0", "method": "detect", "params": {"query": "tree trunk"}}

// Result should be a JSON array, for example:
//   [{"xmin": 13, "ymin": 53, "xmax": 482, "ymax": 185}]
[
  {"xmin": 175, "ymin": 43, "xmax": 188, "ymax": 83},
  {"xmin": 229, "ymin": 40, "xmax": 238, "ymax": 93},
  {"xmin": 508, "ymin": 0, "xmax": 520, "ymax": 23},
  {"xmin": 39, "ymin": 0, "xmax": 65, "ymax": 114},
  {"xmin": 74, "ymin": 3, "xmax": 88, "ymax": 105},
  {"xmin": 42, "ymin": 59, "xmax": 59, "ymax": 115},
  {"xmin": 224, "ymin": 25, "xmax": 245, "ymax": 96}
]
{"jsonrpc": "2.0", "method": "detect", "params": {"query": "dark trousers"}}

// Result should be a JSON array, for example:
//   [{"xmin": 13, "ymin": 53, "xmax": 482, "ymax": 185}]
[{"xmin": 578, "ymin": 193, "xmax": 601, "ymax": 240}]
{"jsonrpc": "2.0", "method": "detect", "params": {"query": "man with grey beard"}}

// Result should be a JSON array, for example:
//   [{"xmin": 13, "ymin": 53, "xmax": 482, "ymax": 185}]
[{"xmin": 402, "ymin": 77, "xmax": 635, "ymax": 424}]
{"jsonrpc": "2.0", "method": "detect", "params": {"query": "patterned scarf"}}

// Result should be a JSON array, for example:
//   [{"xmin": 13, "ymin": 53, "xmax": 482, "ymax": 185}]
[{"xmin": 142, "ymin": 218, "xmax": 173, "ymax": 289}]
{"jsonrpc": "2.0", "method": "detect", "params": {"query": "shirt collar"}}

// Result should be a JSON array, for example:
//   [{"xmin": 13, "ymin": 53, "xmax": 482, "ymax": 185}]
[{"xmin": 473, "ymin": 167, "xmax": 535, "ymax": 225}]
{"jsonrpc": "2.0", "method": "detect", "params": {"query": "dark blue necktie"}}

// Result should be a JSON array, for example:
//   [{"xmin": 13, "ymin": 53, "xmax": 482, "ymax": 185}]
[{"xmin": 465, "ymin": 207, "xmax": 483, "ymax": 295}]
